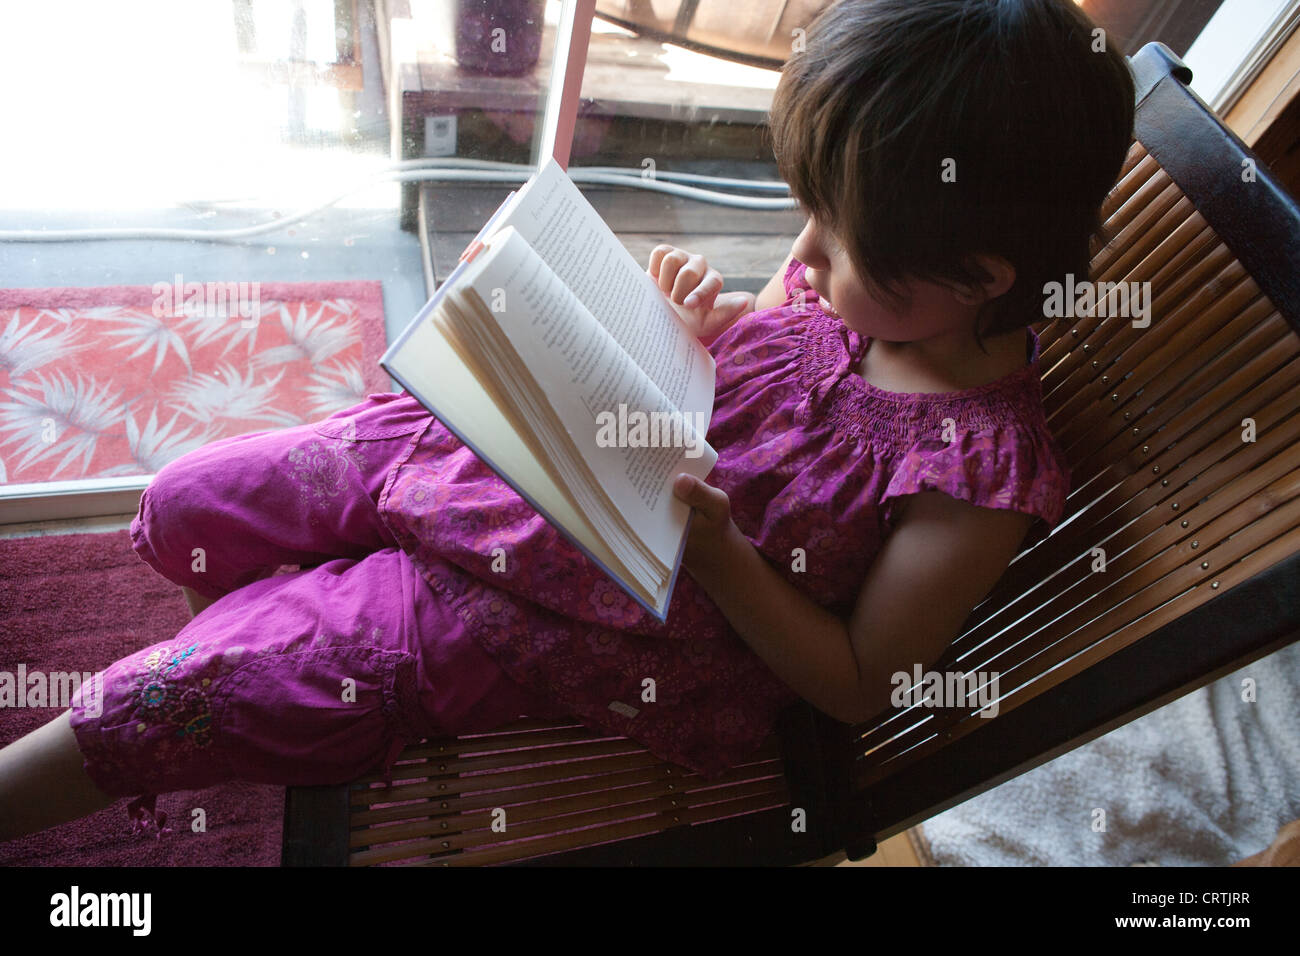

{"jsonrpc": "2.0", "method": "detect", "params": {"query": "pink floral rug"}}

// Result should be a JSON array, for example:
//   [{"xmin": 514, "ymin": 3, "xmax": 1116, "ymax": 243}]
[{"xmin": 0, "ymin": 280, "xmax": 389, "ymax": 485}]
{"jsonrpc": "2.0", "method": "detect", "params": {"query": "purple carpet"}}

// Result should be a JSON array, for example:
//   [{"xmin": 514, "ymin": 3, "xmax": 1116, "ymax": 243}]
[{"xmin": 0, "ymin": 529, "xmax": 283, "ymax": 866}]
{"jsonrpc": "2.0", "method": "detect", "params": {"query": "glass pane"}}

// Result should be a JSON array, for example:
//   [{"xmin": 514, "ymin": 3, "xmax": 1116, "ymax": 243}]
[
  {"xmin": 563, "ymin": 1, "xmax": 807, "ymax": 303},
  {"xmin": 0, "ymin": 0, "xmax": 557, "ymax": 502},
  {"xmin": 403, "ymin": 0, "xmax": 562, "ymax": 292}
]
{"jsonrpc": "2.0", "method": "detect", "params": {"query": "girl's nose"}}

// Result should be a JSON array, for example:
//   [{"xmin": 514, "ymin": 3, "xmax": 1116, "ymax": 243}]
[{"xmin": 792, "ymin": 218, "xmax": 830, "ymax": 269}]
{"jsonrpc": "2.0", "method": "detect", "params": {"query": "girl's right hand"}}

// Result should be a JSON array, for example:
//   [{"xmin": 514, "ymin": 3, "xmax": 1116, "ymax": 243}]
[{"xmin": 648, "ymin": 245, "xmax": 756, "ymax": 342}]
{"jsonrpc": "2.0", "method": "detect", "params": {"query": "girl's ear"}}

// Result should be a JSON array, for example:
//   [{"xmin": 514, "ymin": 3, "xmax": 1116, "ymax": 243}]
[{"xmin": 952, "ymin": 255, "xmax": 1016, "ymax": 305}]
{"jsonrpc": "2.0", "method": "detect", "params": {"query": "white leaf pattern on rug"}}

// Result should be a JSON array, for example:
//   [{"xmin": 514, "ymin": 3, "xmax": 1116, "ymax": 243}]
[{"xmin": 0, "ymin": 281, "xmax": 388, "ymax": 484}]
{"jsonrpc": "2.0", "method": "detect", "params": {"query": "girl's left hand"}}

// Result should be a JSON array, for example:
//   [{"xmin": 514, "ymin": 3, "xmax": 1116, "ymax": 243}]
[
  {"xmin": 649, "ymin": 245, "xmax": 755, "ymax": 342},
  {"xmin": 672, "ymin": 473, "xmax": 738, "ymax": 572}
]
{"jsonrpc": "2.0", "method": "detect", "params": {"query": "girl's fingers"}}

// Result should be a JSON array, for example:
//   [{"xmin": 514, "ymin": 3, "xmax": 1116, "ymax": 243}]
[
  {"xmin": 647, "ymin": 244, "xmax": 675, "ymax": 278},
  {"xmin": 684, "ymin": 269, "xmax": 723, "ymax": 308},
  {"xmin": 674, "ymin": 474, "xmax": 731, "ymax": 523},
  {"xmin": 670, "ymin": 254, "xmax": 709, "ymax": 303},
  {"xmin": 655, "ymin": 249, "xmax": 689, "ymax": 296},
  {"xmin": 697, "ymin": 291, "xmax": 756, "ymax": 339}
]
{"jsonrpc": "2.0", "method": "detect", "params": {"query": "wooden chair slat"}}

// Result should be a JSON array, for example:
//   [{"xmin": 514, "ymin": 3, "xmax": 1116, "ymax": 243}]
[
  {"xmin": 349, "ymin": 776, "xmax": 792, "ymax": 859},
  {"xmin": 956, "ymin": 341, "xmax": 1300, "ymax": 640},
  {"xmin": 1090, "ymin": 178, "xmax": 1185, "ymax": 277},
  {"xmin": 353, "ymin": 791, "xmax": 794, "ymax": 867},
  {"xmin": 349, "ymin": 736, "xmax": 658, "ymax": 787},
  {"xmin": 853, "ymin": 473, "xmax": 1300, "ymax": 775},
  {"xmin": 1043, "ymin": 221, "xmax": 1228, "ymax": 393},
  {"xmin": 956, "ymin": 400, "xmax": 1300, "ymax": 660},
  {"xmin": 1050, "ymin": 268, "xmax": 1260, "ymax": 449},
  {"xmin": 1069, "ymin": 304, "xmax": 1286, "ymax": 480},
  {"xmin": 853, "ymin": 521, "xmax": 1300, "ymax": 789},
  {"xmin": 946, "ymin": 406, "xmax": 1300, "ymax": 672},
  {"xmin": 1097, "ymin": 157, "xmax": 1168, "ymax": 239},
  {"xmin": 349, "ymin": 767, "xmax": 789, "ymax": 833},
  {"xmin": 350, "ymin": 744, "xmax": 783, "ymax": 806},
  {"xmin": 852, "ymin": 360, "xmax": 1300, "ymax": 756},
  {"xmin": 1098, "ymin": 145, "xmax": 1160, "ymax": 225},
  {"xmin": 347, "ymin": 751, "xmax": 785, "ymax": 823}
]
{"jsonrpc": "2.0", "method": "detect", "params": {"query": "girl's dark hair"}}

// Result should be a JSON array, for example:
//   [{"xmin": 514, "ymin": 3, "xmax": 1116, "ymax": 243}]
[{"xmin": 770, "ymin": 0, "xmax": 1136, "ymax": 348}]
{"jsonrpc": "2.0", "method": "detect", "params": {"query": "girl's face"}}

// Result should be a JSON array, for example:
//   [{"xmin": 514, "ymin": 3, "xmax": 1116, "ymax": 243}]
[{"xmin": 791, "ymin": 216, "xmax": 977, "ymax": 344}]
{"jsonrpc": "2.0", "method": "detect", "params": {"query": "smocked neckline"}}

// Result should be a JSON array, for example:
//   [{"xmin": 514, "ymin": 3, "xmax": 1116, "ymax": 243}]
[{"xmin": 809, "ymin": 299, "xmax": 1042, "ymax": 403}]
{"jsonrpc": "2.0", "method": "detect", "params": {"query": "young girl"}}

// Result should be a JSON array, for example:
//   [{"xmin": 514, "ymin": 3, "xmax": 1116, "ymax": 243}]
[{"xmin": 0, "ymin": 0, "xmax": 1135, "ymax": 839}]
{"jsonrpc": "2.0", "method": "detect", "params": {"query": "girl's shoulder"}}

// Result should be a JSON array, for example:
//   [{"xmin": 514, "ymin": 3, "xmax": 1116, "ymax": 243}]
[{"xmin": 870, "ymin": 354, "xmax": 1073, "ymax": 550}]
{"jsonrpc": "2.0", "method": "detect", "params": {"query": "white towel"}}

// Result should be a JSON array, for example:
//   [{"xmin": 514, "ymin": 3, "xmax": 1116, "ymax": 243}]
[{"xmin": 916, "ymin": 640, "xmax": 1300, "ymax": 866}]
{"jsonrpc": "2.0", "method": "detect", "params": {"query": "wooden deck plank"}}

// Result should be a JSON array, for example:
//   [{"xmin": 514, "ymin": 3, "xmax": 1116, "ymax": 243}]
[
  {"xmin": 425, "ymin": 231, "xmax": 793, "ymax": 296},
  {"xmin": 421, "ymin": 183, "xmax": 803, "ymax": 234},
  {"xmin": 421, "ymin": 176, "xmax": 799, "ymax": 293}
]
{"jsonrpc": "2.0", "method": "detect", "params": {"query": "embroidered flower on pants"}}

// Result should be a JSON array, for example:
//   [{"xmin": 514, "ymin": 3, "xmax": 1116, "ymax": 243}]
[
  {"xmin": 130, "ymin": 644, "xmax": 213, "ymax": 750},
  {"xmin": 287, "ymin": 427, "xmax": 367, "ymax": 510}
]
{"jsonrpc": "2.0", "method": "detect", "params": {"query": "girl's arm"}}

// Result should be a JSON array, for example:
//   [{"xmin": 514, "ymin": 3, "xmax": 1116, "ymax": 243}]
[
  {"xmin": 753, "ymin": 252, "xmax": 795, "ymax": 312},
  {"xmin": 673, "ymin": 476, "xmax": 1034, "ymax": 725}
]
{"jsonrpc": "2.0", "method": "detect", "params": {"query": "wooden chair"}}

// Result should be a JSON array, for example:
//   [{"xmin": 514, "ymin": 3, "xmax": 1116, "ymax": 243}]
[{"xmin": 282, "ymin": 43, "xmax": 1300, "ymax": 866}]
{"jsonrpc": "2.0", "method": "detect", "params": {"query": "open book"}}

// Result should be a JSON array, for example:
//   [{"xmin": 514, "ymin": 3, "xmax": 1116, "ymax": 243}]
[{"xmin": 380, "ymin": 158, "xmax": 718, "ymax": 621}]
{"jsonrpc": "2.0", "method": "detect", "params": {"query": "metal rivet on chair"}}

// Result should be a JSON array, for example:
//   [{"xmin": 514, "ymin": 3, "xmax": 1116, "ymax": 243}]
[
  {"xmin": 1083, "ymin": 344, "xmax": 1091, "ymax": 352},
  {"xmin": 442, "ymin": 841, "xmax": 449, "ymax": 848},
  {"xmin": 1191, "ymin": 540, "xmax": 1199, "ymax": 549},
  {"xmin": 1124, "ymin": 411, "xmax": 1131, "ymax": 420},
  {"xmin": 1101, "ymin": 375, "xmax": 1109, "ymax": 384},
  {"xmin": 1211, "ymin": 581, "xmax": 1220, "ymax": 589},
  {"xmin": 1142, "ymin": 445, "xmax": 1149, "ymax": 454},
  {"xmin": 441, "ymin": 802, "xmax": 448, "ymax": 809},
  {"xmin": 1161, "ymin": 479, "xmax": 1169, "ymax": 487},
  {"xmin": 440, "ymin": 822, "xmax": 448, "ymax": 830},
  {"xmin": 1111, "ymin": 393, "xmax": 1120, "ymax": 402},
  {"xmin": 1200, "ymin": 561, "xmax": 1209, "ymax": 569},
  {"xmin": 1171, "ymin": 502, "xmax": 1179, "ymax": 510},
  {"xmin": 438, "ymin": 784, "xmax": 446, "ymax": 791},
  {"xmin": 1181, "ymin": 520, "xmax": 1189, "ymax": 528},
  {"xmin": 438, "ymin": 764, "xmax": 445, "ymax": 771},
  {"xmin": 667, "ymin": 784, "xmax": 675, "ymax": 790},
  {"xmin": 1152, "ymin": 464, "xmax": 1159, "ymax": 473},
  {"xmin": 1072, "ymin": 329, "xmax": 1079, "ymax": 337},
  {"xmin": 673, "ymin": 816, "xmax": 680, "ymax": 823}
]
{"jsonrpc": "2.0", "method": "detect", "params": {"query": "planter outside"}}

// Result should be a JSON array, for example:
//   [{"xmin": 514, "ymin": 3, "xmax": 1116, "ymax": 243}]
[{"xmin": 456, "ymin": 0, "xmax": 545, "ymax": 76}]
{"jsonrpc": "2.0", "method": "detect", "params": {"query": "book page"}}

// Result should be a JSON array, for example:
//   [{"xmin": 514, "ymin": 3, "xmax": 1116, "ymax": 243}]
[
  {"xmin": 461, "ymin": 226, "xmax": 717, "ymax": 570},
  {"xmin": 377, "ymin": 294, "xmax": 625, "ymax": 582},
  {"xmin": 490, "ymin": 159, "xmax": 716, "ymax": 422}
]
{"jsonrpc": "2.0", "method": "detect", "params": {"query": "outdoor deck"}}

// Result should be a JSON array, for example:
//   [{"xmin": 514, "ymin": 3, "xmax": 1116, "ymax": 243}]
[{"xmin": 418, "ymin": 178, "xmax": 805, "ymax": 298}]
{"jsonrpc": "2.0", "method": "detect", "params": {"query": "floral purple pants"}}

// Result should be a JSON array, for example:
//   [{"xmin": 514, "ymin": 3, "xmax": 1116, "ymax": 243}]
[{"xmin": 69, "ymin": 392, "xmax": 560, "ymax": 821}]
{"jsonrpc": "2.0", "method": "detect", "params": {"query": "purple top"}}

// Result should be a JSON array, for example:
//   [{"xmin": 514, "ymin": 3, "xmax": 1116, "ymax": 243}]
[{"xmin": 380, "ymin": 258, "xmax": 1072, "ymax": 778}]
